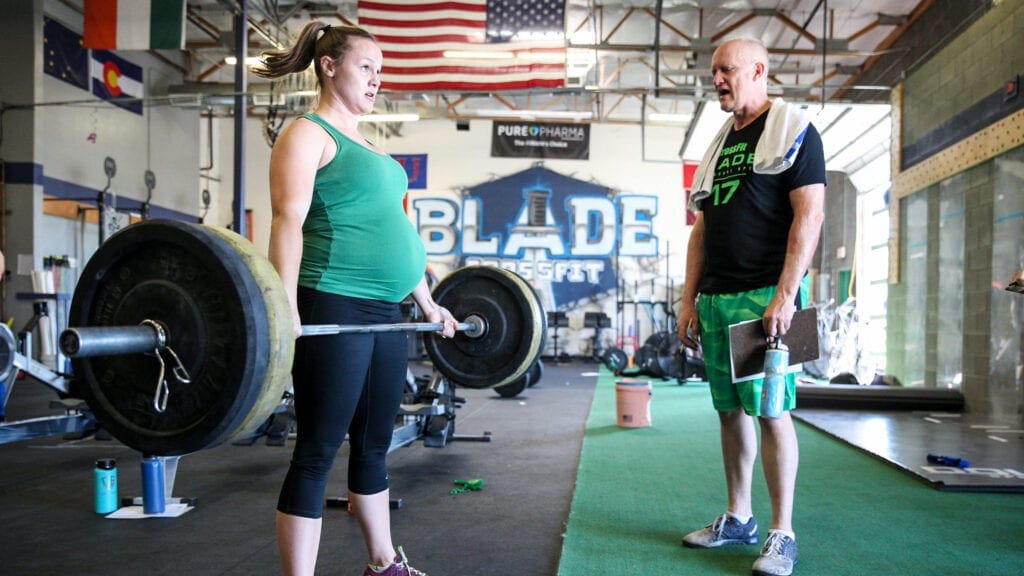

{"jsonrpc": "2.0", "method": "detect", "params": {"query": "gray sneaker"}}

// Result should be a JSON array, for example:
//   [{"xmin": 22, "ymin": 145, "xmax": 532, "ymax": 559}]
[
  {"xmin": 752, "ymin": 532, "xmax": 798, "ymax": 576},
  {"xmin": 681, "ymin": 513, "xmax": 759, "ymax": 548}
]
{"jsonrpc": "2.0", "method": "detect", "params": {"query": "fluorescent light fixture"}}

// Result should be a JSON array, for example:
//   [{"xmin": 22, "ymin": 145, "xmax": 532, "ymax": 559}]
[
  {"xmin": 647, "ymin": 113, "xmax": 690, "ymax": 123},
  {"xmin": 252, "ymin": 92, "xmax": 286, "ymax": 107},
  {"xmin": 512, "ymin": 30, "xmax": 563, "ymax": 40},
  {"xmin": 519, "ymin": 52, "xmax": 565, "ymax": 64},
  {"xmin": 358, "ymin": 113, "xmax": 421, "ymax": 123},
  {"xmin": 443, "ymin": 50, "xmax": 513, "ymax": 59},
  {"xmin": 225, "ymin": 56, "xmax": 263, "ymax": 66},
  {"xmin": 475, "ymin": 109, "xmax": 593, "ymax": 121},
  {"xmin": 566, "ymin": 48, "xmax": 597, "ymax": 68},
  {"xmin": 682, "ymin": 104, "xmax": 731, "ymax": 160},
  {"xmin": 442, "ymin": 49, "xmax": 561, "ymax": 63}
]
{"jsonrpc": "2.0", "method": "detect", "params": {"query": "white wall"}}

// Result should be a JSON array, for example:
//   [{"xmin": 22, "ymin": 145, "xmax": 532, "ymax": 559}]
[
  {"xmin": 35, "ymin": 37, "xmax": 200, "ymax": 215},
  {"xmin": 0, "ymin": 2, "xmax": 199, "ymax": 355},
  {"xmin": 5, "ymin": 0, "xmax": 697, "ymax": 359},
  {"xmin": 9, "ymin": 1, "xmax": 697, "ymax": 358},
  {"xmin": 207, "ymin": 114, "xmax": 695, "ymax": 356}
]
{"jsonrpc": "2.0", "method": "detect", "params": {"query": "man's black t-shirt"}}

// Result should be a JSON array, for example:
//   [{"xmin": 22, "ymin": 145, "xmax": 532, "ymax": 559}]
[{"xmin": 696, "ymin": 110, "xmax": 826, "ymax": 294}]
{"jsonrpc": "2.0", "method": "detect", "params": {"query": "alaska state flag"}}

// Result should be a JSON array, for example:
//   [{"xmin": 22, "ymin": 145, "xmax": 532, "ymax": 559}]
[
  {"xmin": 43, "ymin": 17, "xmax": 89, "ymax": 91},
  {"xmin": 91, "ymin": 50, "xmax": 144, "ymax": 115}
]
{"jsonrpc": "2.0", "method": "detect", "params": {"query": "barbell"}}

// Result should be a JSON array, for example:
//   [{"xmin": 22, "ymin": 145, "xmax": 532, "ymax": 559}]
[
  {"xmin": 60, "ymin": 316, "xmax": 487, "ymax": 358},
  {"xmin": 46, "ymin": 220, "xmax": 546, "ymax": 456}
]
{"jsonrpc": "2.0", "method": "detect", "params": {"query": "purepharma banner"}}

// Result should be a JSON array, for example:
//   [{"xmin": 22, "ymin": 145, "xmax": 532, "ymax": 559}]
[{"xmin": 491, "ymin": 122, "xmax": 590, "ymax": 160}]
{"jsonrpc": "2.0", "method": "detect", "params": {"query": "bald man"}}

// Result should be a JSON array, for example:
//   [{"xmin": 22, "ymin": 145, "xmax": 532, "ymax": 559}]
[{"xmin": 676, "ymin": 37, "xmax": 825, "ymax": 576}]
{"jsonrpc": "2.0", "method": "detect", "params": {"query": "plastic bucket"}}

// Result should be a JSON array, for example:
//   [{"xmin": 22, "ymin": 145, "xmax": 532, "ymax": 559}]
[{"xmin": 615, "ymin": 378, "xmax": 652, "ymax": 428}]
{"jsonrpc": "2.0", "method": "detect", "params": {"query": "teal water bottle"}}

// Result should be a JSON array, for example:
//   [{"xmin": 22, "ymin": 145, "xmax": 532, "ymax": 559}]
[
  {"xmin": 760, "ymin": 338, "xmax": 788, "ymax": 419},
  {"xmin": 94, "ymin": 458, "xmax": 118, "ymax": 514}
]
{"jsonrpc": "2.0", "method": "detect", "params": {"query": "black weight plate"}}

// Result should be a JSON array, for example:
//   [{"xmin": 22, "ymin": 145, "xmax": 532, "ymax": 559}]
[
  {"xmin": 424, "ymin": 266, "xmax": 545, "ymax": 389},
  {"xmin": 646, "ymin": 331, "xmax": 681, "ymax": 378},
  {"xmin": 657, "ymin": 341, "xmax": 683, "ymax": 379},
  {"xmin": 638, "ymin": 344, "xmax": 662, "ymax": 377},
  {"xmin": 497, "ymin": 357, "xmax": 545, "ymax": 396},
  {"xmin": 633, "ymin": 343, "xmax": 654, "ymax": 377},
  {"xmin": 604, "ymin": 347, "xmax": 628, "ymax": 372},
  {"xmin": 68, "ymin": 220, "xmax": 293, "ymax": 456},
  {"xmin": 205, "ymin": 225, "xmax": 295, "ymax": 440},
  {"xmin": 0, "ymin": 323, "xmax": 15, "ymax": 382},
  {"xmin": 639, "ymin": 333, "xmax": 667, "ymax": 378},
  {"xmin": 494, "ymin": 374, "xmax": 528, "ymax": 398},
  {"xmin": 527, "ymin": 358, "xmax": 544, "ymax": 387}
]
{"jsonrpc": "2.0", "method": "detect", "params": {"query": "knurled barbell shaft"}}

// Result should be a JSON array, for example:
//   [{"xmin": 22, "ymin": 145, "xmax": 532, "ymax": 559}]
[
  {"xmin": 60, "ymin": 315, "xmax": 484, "ymax": 359},
  {"xmin": 300, "ymin": 319, "xmax": 479, "ymax": 337}
]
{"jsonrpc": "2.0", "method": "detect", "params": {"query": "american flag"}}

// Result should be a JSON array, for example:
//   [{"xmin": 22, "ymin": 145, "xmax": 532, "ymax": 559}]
[{"xmin": 357, "ymin": 0, "xmax": 566, "ymax": 92}]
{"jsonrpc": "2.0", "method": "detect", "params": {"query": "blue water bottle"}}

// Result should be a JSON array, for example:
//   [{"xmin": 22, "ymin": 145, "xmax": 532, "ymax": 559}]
[
  {"xmin": 94, "ymin": 458, "xmax": 118, "ymax": 514},
  {"xmin": 760, "ymin": 337, "xmax": 789, "ymax": 419},
  {"xmin": 141, "ymin": 456, "xmax": 166, "ymax": 514}
]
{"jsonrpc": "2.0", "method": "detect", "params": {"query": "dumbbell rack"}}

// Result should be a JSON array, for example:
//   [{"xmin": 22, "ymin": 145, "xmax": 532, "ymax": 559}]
[
  {"xmin": 583, "ymin": 312, "xmax": 611, "ymax": 360},
  {"xmin": 546, "ymin": 311, "xmax": 569, "ymax": 361}
]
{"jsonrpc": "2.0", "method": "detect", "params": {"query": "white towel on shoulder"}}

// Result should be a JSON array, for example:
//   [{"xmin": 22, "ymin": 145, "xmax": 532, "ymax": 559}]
[{"xmin": 687, "ymin": 98, "xmax": 811, "ymax": 211}]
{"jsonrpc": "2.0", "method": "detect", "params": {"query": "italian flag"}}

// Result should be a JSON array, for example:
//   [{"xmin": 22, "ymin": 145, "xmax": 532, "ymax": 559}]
[{"xmin": 83, "ymin": 0, "xmax": 186, "ymax": 50}]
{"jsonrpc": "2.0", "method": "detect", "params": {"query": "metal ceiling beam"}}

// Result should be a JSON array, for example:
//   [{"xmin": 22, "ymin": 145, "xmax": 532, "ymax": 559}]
[
  {"xmin": 677, "ymin": 99, "xmax": 705, "ymax": 159},
  {"xmin": 603, "ymin": 7, "xmax": 637, "ymax": 42},
  {"xmin": 176, "ymin": 0, "xmax": 929, "ymax": 122},
  {"xmin": 642, "ymin": 7, "xmax": 691, "ymax": 42},
  {"xmin": 213, "ymin": 0, "xmax": 286, "ymax": 49},
  {"xmin": 774, "ymin": 10, "xmax": 818, "ymax": 45},
  {"xmin": 833, "ymin": 0, "xmax": 934, "ymax": 100},
  {"xmin": 567, "ymin": 43, "xmax": 899, "ymax": 58},
  {"xmin": 825, "ymin": 112, "xmax": 891, "ymax": 164},
  {"xmin": 710, "ymin": 12, "xmax": 758, "ymax": 42}
]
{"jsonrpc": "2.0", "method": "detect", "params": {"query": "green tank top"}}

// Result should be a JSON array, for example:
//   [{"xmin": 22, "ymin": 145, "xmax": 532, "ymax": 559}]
[{"xmin": 297, "ymin": 113, "xmax": 426, "ymax": 302}]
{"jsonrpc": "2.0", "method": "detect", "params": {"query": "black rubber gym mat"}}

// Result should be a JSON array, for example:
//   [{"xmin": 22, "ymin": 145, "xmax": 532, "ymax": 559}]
[
  {"xmin": 793, "ymin": 408, "xmax": 1024, "ymax": 492},
  {"xmin": 0, "ymin": 360, "xmax": 599, "ymax": 575}
]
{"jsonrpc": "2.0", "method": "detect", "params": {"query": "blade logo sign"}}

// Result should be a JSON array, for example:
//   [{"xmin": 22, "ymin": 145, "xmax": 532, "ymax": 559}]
[{"xmin": 413, "ymin": 190, "xmax": 657, "ymax": 285}]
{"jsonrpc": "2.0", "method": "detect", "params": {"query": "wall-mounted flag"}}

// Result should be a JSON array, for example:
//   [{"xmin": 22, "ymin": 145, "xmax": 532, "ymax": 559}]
[
  {"xmin": 392, "ymin": 154, "xmax": 428, "ymax": 189},
  {"xmin": 83, "ymin": 0, "xmax": 186, "ymax": 51},
  {"xmin": 91, "ymin": 50, "xmax": 144, "ymax": 115},
  {"xmin": 358, "ymin": 0, "xmax": 566, "ymax": 91},
  {"xmin": 683, "ymin": 161, "xmax": 698, "ymax": 226},
  {"xmin": 43, "ymin": 17, "xmax": 89, "ymax": 91}
]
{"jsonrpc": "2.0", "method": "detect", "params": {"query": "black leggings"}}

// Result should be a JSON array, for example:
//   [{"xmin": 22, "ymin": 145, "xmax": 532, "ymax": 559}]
[{"xmin": 276, "ymin": 287, "xmax": 407, "ymax": 519}]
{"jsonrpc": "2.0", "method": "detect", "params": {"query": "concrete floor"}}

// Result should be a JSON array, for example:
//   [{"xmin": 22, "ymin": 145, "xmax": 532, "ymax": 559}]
[{"xmin": 0, "ymin": 359, "xmax": 599, "ymax": 576}]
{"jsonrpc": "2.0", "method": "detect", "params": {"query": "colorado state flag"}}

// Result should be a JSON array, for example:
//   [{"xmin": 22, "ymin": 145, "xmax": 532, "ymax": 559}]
[{"xmin": 91, "ymin": 50, "xmax": 144, "ymax": 115}]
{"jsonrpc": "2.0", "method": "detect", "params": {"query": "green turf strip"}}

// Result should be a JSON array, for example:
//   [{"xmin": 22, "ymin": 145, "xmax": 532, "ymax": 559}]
[{"xmin": 557, "ymin": 368, "xmax": 1024, "ymax": 575}]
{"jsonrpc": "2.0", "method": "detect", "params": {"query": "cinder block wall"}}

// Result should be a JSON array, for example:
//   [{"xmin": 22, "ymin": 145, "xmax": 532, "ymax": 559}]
[
  {"xmin": 894, "ymin": 144, "xmax": 1021, "ymax": 416},
  {"xmin": 902, "ymin": 0, "xmax": 1024, "ymax": 144},
  {"xmin": 887, "ymin": 188, "xmax": 932, "ymax": 387},
  {"xmin": 890, "ymin": 0, "xmax": 1023, "ymax": 414},
  {"xmin": 961, "ymin": 163, "xmax": 995, "ymax": 414},
  {"xmin": 815, "ymin": 171, "xmax": 855, "ymax": 305}
]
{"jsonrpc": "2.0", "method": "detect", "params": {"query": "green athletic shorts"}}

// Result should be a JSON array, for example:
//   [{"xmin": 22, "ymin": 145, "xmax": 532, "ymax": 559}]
[{"xmin": 696, "ymin": 279, "xmax": 808, "ymax": 416}]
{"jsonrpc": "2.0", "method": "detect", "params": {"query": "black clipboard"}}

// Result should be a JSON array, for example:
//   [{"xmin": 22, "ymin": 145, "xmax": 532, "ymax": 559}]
[{"xmin": 728, "ymin": 307, "xmax": 819, "ymax": 381}]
